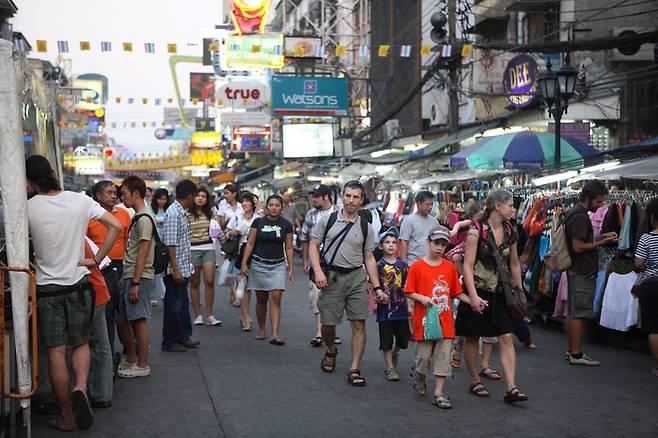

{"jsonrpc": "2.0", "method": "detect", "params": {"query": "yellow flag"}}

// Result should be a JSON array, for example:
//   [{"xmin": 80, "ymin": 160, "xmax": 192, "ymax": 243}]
[
  {"xmin": 251, "ymin": 44, "xmax": 261, "ymax": 53},
  {"xmin": 167, "ymin": 98, "xmax": 173, "ymax": 104},
  {"xmin": 378, "ymin": 45, "xmax": 390, "ymax": 57},
  {"xmin": 79, "ymin": 41, "xmax": 91, "ymax": 51},
  {"xmin": 123, "ymin": 42, "xmax": 133, "ymax": 52},
  {"xmin": 142, "ymin": 97, "xmax": 148, "ymax": 104},
  {"xmin": 192, "ymin": 98, "xmax": 199, "ymax": 105},
  {"xmin": 115, "ymin": 97, "xmax": 121, "ymax": 104},
  {"xmin": 85, "ymin": 97, "xmax": 93, "ymax": 103},
  {"xmin": 58, "ymin": 95, "xmax": 65, "ymax": 103},
  {"xmin": 335, "ymin": 45, "xmax": 346, "ymax": 57},
  {"xmin": 461, "ymin": 43, "xmax": 472, "ymax": 58},
  {"xmin": 209, "ymin": 42, "xmax": 220, "ymax": 52},
  {"xmin": 294, "ymin": 45, "xmax": 305, "ymax": 57},
  {"xmin": 167, "ymin": 43, "xmax": 177, "ymax": 54},
  {"xmin": 420, "ymin": 45, "xmax": 431, "ymax": 56},
  {"xmin": 36, "ymin": 40, "xmax": 48, "ymax": 52},
  {"xmin": 142, "ymin": 122, "xmax": 147, "ymax": 128}
]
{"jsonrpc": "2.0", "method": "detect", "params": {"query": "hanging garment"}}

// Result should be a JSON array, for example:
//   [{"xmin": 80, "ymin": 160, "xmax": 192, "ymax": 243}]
[
  {"xmin": 601, "ymin": 203, "xmax": 622, "ymax": 237},
  {"xmin": 538, "ymin": 233, "xmax": 550, "ymax": 262},
  {"xmin": 588, "ymin": 203, "xmax": 609, "ymax": 238},
  {"xmin": 630, "ymin": 201, "xmax": 639, "ymax": 247},
  {"xmin": 599, "ymin": 272, "xmax": 639, "ymax": 331},
  {"xmin": 618, "ymin": 204, "xmax": 633, "ymax": 251},
  {"xmin": 593, "ymin": 269, "xmax": 608, "ymax": 317},
  {"xmin": 370, "ymin": 208, "xmax": 382, "ymax": 235},
  {"xmin": 553, "ymin": 271, "xmax": 569, "ymax": 318}
]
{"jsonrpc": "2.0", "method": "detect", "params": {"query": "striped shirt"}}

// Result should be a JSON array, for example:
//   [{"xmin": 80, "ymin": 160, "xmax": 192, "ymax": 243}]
[
  {"xmin": 635, "ymin": 232, "xmax": 658, "ymax": 280},
  {"xmin": 187, "ymin": 210, "xmax": 214, "ymax": 249},
  {"xmin": 163, "ymin": 200, "xmax": 193, "ymax": 277}
]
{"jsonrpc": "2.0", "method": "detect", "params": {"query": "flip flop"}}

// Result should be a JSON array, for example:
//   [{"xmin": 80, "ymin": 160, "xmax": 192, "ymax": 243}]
[
  {"xmin": 254, "ymin": 335, "xmax": 265, "ymax": 340},
  {"xmin": 71, "ymin": 389, "xmax": 94, "ymax": 431},
  {"xmin": 48, "ymin": 419, "xmax": 75, "ymax": 432},
  {"xmin": 269, "ymin": 339, "xmax": 285, "ymax": 346},
  {"xmin": 310, "ymin": 336, "xmax": 323, "ymax": 347}
]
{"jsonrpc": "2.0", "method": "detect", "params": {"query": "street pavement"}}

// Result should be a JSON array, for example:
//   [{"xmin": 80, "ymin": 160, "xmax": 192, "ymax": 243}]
[{"xmin": 30, "ymin": 261, "xmax": 658, "ymax": 437}]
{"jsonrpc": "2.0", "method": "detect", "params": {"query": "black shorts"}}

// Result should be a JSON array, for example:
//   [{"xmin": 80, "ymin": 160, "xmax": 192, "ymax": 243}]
[
  {"xmin": 638, "ymin": 278, "xmax": 658, "ymax": 334},
  {"xmin": 455, "ymin": 289, "xmax": 514, "ymax": 338},
  {"xmin": 378, "ymin": 319, "xmax": 411, "ymax": 351}
]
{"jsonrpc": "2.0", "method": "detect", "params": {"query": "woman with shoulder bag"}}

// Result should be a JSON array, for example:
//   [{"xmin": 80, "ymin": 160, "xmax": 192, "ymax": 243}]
[
  {"xmin": 240, "ymin": 194, "xmax": 294, "ymax": 345},
  {"xmin": 454, "ymin": 190, "xmax": 528, "ymax": 404},
  {"xmin": 634, "ymin": 198, "xmax": 658, "ymax": 377},
  {"xmin": 187, "ymin": 186, "xmax": 221, "ymax": 326},
  {"xmin": 227, "ymin": 192, "xmax": 258, "ymax": 331}
]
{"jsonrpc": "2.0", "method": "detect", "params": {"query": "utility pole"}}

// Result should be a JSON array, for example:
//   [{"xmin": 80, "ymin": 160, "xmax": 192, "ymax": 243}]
[{"xmin": 448, "ymin": 0, "xmax": 459, "ymax": 152}]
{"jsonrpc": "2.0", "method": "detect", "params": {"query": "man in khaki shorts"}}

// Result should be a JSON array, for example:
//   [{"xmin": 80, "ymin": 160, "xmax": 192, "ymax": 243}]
[{"xmin": 309, "ymin": 180, "xmax": 382, "ymax": 387}]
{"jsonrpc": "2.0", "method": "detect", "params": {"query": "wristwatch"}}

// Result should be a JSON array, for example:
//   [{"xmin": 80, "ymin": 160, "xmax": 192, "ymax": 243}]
[{"xmin": 131, "ymin": 281, "xmax": 140, "ymax": 288}]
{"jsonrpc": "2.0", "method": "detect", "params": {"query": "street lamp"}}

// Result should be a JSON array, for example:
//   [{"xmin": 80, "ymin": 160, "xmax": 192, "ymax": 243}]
[{"xmin": 538, "ymin": 56, "xmax": 578, "ymax": 168}]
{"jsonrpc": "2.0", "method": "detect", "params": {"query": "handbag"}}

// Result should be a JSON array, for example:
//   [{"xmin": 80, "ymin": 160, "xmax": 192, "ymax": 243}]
[
  {"xmin": 221, "ymin": 236, "xmax": 240, "ymax": 258},
  {"xmin": 484, "ymin": 228, "xmax": 527, "ymax": 318},
  {"xmin": 423, "ymin": 304, "xmax": 443, "ymax": 341}
]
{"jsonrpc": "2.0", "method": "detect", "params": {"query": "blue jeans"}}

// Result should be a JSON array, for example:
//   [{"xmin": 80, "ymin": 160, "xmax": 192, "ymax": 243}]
[
  {"xmin": 89, "ymin": 304, "xmax": 113, "ymax": 402},
  {"xmin": 162, "ymin": 275, "xmax": 192, "ymax": 348}
]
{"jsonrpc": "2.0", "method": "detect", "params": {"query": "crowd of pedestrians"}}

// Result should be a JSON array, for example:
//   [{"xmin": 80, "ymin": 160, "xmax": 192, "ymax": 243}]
[{"xmin": 17, "ymin": 155, "xmax": 658, "ymax": 431}]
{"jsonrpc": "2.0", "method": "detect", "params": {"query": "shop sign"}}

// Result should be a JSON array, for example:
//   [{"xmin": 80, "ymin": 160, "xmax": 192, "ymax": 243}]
[
  {"xmin": 223, "ymin": 34, "xmax": 284, "ymax": 69},
  {"xmin": 195, "ymin": 117, "xmax": 216, "ymax": 132},
  {"xmin": 220, "ymin": 111, "xmax": 271, "ymax": 129},
  {"xmin": 271, "ymin": 76, "xmax": 348, "ymax": 116},
  {"xmin": 231, "ymin": 125, "xmax": 272, "ymax": 153},
  {"xmin": 210, "ymin": 171, "xmax": 236, "ymax": 184},
  {"xmin": 191, "ymin": 131, "xmax": 222, "ymax": 148},
  {"xmin": 548, "ymin": 122, "xmax": 591, "ymax": 145},
  {"xmin": 502, "ymin": 54, "xmax": 538, "ymax": 108},
  {"xmin": 216, "ymin": 81, "xmax": 268, "ymax": 109},
  {"xmin": 72, "ymin": 79, "xmax": 104, "ymax": 111},
  {"xmin": 471, "ymin": 49, "xmax": 515, "ymax": 94},
  {"xmin": 230, "ymin": 0, "xmax": 270, "ymax": 35},
  {"xmin": 284, "ymin": 37, "xmax": 323, "ymax": 58}
]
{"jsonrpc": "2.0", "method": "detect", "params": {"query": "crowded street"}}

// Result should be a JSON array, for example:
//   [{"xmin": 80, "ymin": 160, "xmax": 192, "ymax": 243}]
[
  {"xmin": 27, "ymin": 264, "xmax": 658, "ymax": 437},
  {"xmin": 2, "ymin": 0, "xmax": 658, "ymax": 436}
]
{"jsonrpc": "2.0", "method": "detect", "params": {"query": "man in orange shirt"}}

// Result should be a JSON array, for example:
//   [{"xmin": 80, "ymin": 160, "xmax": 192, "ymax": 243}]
[{"xmin": 87, "ymin": 181, "xmax": 131, "ymax": 369}]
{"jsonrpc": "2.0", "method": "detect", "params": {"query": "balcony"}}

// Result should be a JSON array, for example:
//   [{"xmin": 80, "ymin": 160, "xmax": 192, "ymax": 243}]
[{"xmin": 467, "ymin": 0, "xmax": 515, "ymax": 36}]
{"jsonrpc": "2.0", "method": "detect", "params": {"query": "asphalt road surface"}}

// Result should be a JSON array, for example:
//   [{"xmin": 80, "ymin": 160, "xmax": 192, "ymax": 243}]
[{"xmin": 30, "ymin": 261, "xmax": 658, "ymax": 437}]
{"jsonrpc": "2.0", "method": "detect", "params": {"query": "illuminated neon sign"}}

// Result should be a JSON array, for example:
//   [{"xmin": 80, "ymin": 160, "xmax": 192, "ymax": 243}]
[
  {"xmin": 223, "ymin": 33, "xmax": 284, "ymax": 69},
  {"xmin": 231, "ymin": 0, "xmax": 270, "ymax": 35}
]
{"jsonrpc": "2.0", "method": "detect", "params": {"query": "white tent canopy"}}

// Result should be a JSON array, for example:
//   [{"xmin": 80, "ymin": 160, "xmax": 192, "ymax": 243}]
[{"xmin": 586, "ymin": 156, "xmax": 658, "ymax": 180}]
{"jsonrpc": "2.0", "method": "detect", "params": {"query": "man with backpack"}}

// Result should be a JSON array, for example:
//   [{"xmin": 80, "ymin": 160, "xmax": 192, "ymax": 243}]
[
  {"xmin": 564, "ymin": 180, "xmax": 618, "ymax": 366},
  {"xmin": 309, "ymin": 180, "xmax": 383, "ymax": 386},
  {"xmin": 117, "ymin": 176, "xmax": 156, "ymax": 377}
]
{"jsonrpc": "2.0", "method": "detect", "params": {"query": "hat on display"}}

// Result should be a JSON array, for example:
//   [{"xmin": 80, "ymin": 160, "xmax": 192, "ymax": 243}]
[
  {"xmin": 378, "ymin": 226, "xmax": 399, "ymax": 243},
  {"xmin": 310, "ymin": 184, "xmax": 332, "ymax": 197},
  {"xmin": 428, "ymin": 225, "xmax": 450, "ymax": 243}
]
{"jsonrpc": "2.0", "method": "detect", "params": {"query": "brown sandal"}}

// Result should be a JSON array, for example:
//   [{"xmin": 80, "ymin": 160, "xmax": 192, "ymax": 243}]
[
  {"xmin": 347, "ymin": 369, "xmax": 366, "ymax": 387},
  {"xmin": 321, "ymin": 350, "xmax": 337, "ymax": 373},
  {"xmin": 469, "ymin": 382, "xmax": 490, "ymax": 398},
  {"xmin": 479, "ymin": 366, "xmax": 502, "ymax": 380}
]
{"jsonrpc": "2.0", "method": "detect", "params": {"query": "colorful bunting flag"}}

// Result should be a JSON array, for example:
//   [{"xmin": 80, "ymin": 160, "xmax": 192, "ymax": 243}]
[
  {"xmin": 142, "ymin": 97, "xmax": 148, "ymax": 104},
  {"xmin": 127, "ymin": 98, "xmax": 135, "ymax": 104},
  {"xmin": 461, "ymin": 43, "xmax": 472, "ymax": 58},
  {"xmin": 191, "ymin": 98, "xmax": 199, "ymax": 105},
  {"xmin": 359, "ymin": 44, "xmax": 368, "ymax": 57},
  {"xmin": 131, "ymin": 122, "xmax": 136, "ymax": 128},
  {"xmin": 209, "ymin": 42, "xmax": 220, "ymax": 52},
  {"xmin": 316, "ymin": 45, "xmax": 325, "ymax": 58},
  {"xmin": 115, "ymin": 97, "xmax": 121, "ymax": 104},
  {"xmin": 294, "ymin": 45, "xmax": 305, "ymax": 57},
  {"xmin": 101, "ymin": 41, "xmax": 112, "ymax": 52},
  {"xmin": 154, "ymin": 98, "xmax": 161, "ymax": 106},
  {"xmin": 144, "ymin": 43, "xmax": 155, "ymax": 54},
  {"xmin": 400, "ymin": 45, "xmax": 412, "ymax": 58},
  {"xmin": 440, "ymin": 44, "xmax": 452, "ymax": 57},
  {"xmin": 251, "ymin": 44, "xmax": 261, "ymax": 53},
  {"xmin": 123, "ymin": 42, "xmax": 133, "ymax": 52},
  {"xmin": 335, "ymin": 44, "xmax": 347, "ymax": 57},
  {"xmin": 36, "ymin": 40, "xmax": 48, "ymax": 52},
  {"xmin": 420, "ymin": 45, "xmax": 432, "ymax": 56},
  {"xmin": 167, "ymin": 43, "xmax": 177, "ymax": 53},
  {"xmin": 378, "ymin": 45, "xmax": 390, "ymax": 57},
  {"xmin": 273, "ymin": 44, "xmax": 282, "ymax": 55},
  {"xmin": 80, "ymin": 41, "xmax": 91, "ymax": 51},
  {"xmin": 167, "ymin": 98, "xmax": 174, "ymax": 104},
  {"xmin": 57, "ymin": 40, "xmax": 69, "ymax": 53}
]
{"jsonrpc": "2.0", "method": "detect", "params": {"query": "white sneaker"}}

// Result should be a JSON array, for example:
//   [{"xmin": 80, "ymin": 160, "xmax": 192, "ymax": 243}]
[
  {"xmin": 569, "ymin": 354, "xmax": 600, "ymax": 366},
  {"xmin": 206, "ymin": 316, "xmax": 222, "ymax": 326},
  {"xmin": 118, "ymin": 365, "xmax": 151, "ymax": 378},
  {"xmin": 118, "ymin": 358, "xmax": 135, "ymax": 372},
  {"xmin": 193, "ymin": 315, "xmax": 204, "ymax": 325}
]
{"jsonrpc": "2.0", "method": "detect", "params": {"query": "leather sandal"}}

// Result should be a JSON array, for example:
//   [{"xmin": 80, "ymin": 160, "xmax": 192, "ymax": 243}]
[
  {"xmin": 469, "ymin": 382, "xmax": 490, "ymax": 398},
  {"xmin": 479, "ymin": 366, "xmax": 502, "ymax": 380},
  {"xmin": 321, "ymin": 350, "xmax": 337, "ymax": 373},
  {"xmin": 504, "ymin": 386, "xmax": 528, "ymax": 404},
  {"xmin": 347, "ymin": 369, "xmax": 366, "ymax": 387}
]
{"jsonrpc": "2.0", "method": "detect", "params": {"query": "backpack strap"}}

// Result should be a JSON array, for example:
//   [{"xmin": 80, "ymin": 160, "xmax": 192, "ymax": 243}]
[
  {"xmin": 129, "ymin": 213, "xmax": 161, "ymax": 243},
  {"xmin": 359, "ymin": 214, "xmax": 369, "ymax": 254}
]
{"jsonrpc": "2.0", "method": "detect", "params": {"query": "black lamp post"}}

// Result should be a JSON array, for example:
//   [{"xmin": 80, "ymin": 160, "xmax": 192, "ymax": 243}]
[{"xmin": 538, "ymin": 56, "xmax": 578, "ymax": 169}]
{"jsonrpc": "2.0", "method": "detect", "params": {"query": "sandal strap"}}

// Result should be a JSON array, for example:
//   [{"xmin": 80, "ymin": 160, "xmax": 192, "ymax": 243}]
[{"xmin": 325, "ymin": 350, "xmax": 338, "ymax": 358}]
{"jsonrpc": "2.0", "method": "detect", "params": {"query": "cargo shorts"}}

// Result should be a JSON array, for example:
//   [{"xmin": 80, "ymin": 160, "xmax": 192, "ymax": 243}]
[
  {"xmin": 567, "ymin": 271, "xmax": 597, "ymax": 319},
  {"xmin": 317, "ymin": 268, "xmax": 368, "ymax": 325}
]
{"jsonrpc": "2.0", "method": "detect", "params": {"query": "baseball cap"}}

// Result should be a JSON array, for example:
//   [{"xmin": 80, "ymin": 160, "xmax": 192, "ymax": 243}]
[
  {"xmin": 428, "ymin": 225, "xmax": 450, "ymax": 243},
  {"xmin": 310, "ymin": 184, "xmax": 332, "ymax": 197},
  {"xmin": 378, "ymin": 226, "xmax": 399, "ymax": 244}
]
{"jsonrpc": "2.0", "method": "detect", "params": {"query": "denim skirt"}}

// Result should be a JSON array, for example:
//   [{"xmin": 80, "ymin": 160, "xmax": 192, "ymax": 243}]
[{"xmin": 248, "ymin": 259, "xmax": 287, "ymax": 291}]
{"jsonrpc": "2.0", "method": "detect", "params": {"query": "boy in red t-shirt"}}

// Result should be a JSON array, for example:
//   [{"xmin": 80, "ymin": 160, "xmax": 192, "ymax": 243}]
[{"xmin": 405, "ymin": 225, "xmax": 486, "ymax": 409}]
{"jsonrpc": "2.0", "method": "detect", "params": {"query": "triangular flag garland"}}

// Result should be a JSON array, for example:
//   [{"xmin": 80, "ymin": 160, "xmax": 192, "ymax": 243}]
[
  {"xmin": 400, "ymin": 45, "xmax": 412, "ymax": 58},
  {"xmin": 36, "ymin": 40, "xmax": 47, "ymax": 52},
  {"xmin": 167, "ymin": 43, "xmax": 177, "ymax": 54},
  {"xmin": 100, "ymin": 41, "xmax": 112, "ymax": 52}
]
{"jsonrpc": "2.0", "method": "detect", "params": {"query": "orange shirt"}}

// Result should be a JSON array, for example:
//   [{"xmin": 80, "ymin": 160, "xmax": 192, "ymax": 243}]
[
  {"xmin": 404, "ymin": 258, "xmax": 462, "ymax": 340},
  {"xmin": 87, "ymin": 207, "xmax": 131, "ymax": 261},
  {"xmin": 84, "ymin": 241, "xmax": 110, "ymax": 308}
]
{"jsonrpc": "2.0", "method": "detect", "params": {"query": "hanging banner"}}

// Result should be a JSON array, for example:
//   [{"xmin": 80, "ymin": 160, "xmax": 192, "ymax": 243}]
[
  {"xmin": 271, "ymin": 76, "xmax": 348, "ymax": 116},
  {"xmin": 284, "ymin": 37, "xmax": 323, "ymax": 58},
  {"xmin": 191, "ymin": 131, "xmax": 222, "ymax": 148}
]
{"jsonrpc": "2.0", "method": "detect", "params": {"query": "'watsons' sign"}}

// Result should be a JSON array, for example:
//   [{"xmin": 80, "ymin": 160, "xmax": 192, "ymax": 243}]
[
  {"xmin": 502, "ymin": 54, "xmax": 538, "ymax": 108},
  {"xmin": 271, "ymin": 76, "xmax": 349, "ymax": 116}
]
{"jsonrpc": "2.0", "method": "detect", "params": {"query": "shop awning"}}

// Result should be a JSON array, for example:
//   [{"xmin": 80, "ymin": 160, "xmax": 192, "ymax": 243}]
[
  {"xmin": 585, "ymin": 156, "xmax": 658, "ymax": 180},
  {"xmin": 422, "ymin": 119, "xmax": 507, "ymax": 158}
]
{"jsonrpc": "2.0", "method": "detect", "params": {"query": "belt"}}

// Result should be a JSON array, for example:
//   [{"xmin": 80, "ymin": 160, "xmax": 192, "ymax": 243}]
[
  {"xmin": 327, "ymin": 265, "xmax": 362, "ymax": 274},
  {"xmin": 191, "ymin": 239, "xmax": 213, "ymax": 246},
  {"xmin": 252, "ymin": 255, "xmax": 285, "ymax": 265},
  {"xmin": 37, "ymin": 277, "xmax": 91, "ymax": 298}
]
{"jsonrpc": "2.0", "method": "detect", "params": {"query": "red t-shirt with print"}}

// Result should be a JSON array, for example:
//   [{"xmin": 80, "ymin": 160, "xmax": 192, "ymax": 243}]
[{"xmin": 404, "ymin": 257, "xmax": 462, "ymax": 341}]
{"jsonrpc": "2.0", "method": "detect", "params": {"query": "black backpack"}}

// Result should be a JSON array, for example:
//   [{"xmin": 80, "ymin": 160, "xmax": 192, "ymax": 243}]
[
  {"xmin": 321, "ymin": 209, "xmax": 372, "ymax": 255},
  {"xmin": 129, "ymin": 214, "xmax": 170, "ymax": 275}
]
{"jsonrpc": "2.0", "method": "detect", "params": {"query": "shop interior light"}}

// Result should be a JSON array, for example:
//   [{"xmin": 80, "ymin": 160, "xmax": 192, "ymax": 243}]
[
  {"xmin": 578, "ymin": 160, "xmax": 621, "ymax": 174},
  {"xmin": 532, "ymin": 171, "xmax": 578, "ymax": 186},
  {"xmin": 370, "ymin": 148, "xmax": 397, "ymax": 158}
]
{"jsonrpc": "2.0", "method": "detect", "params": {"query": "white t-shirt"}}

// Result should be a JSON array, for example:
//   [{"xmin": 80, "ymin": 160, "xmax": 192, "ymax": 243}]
[
  {"xmin": 228, "ymin": 213, "xmax": 257, "ymax": 246},
  {"xmin": 399, "ymin": 213, "xmax": 439, "ymax": 263},
  {"xmin": 28, "ymin": 191, "xmax": 106, "ymax": 286},
  {"xmin": 217, "ymin": 199, "xmax": 243, "ymax": 227}
]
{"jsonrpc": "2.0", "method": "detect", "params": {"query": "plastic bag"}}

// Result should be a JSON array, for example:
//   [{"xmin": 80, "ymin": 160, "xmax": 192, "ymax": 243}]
[
  {"xmin": 209, "ymin": 219, "xmax": 222, "ymax": 239},
  {"xmin": 423, "ymin": 305, "xmax": 443, "ymax": 341},
  {"xmin": 217, "ymin": 258, "xmax": 232, "ymax": 287},
  {"xmin": 235, "ymin": 276, "xmax": 246, "ymax": 300}
]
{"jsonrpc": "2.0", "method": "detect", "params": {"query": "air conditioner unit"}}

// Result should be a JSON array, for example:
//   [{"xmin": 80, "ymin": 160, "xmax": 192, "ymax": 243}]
[
  {"xmin": 430, "ymin": 103, "xmax": 443, "ymax": 127},
  {"xmin": 383, "ymin": 119, "xmax": 400, "ymax": 141},
  {"xmin": 611, "ymin": 27, "xmax": 655, "ymax": 61}
]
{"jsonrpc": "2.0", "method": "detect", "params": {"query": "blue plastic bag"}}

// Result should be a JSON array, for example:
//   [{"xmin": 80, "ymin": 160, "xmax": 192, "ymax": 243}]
[{"xmin": 423, "ymin": 304, "xmax": 443, "ymax": 341}]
